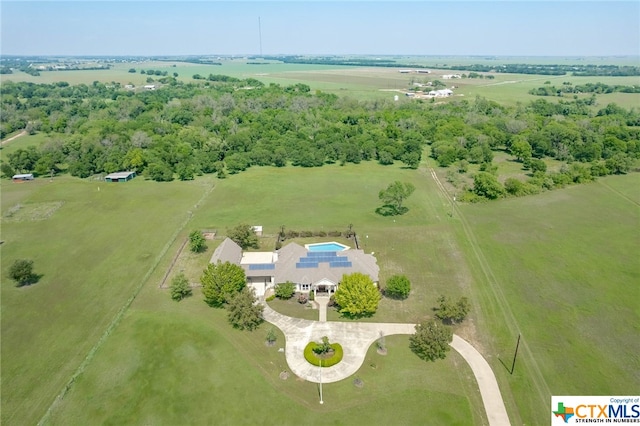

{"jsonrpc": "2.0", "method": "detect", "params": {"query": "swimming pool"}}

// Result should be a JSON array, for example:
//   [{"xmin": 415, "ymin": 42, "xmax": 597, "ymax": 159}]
[{"xmin": 305, "ymin": 242, "xmax": 350, "ymax": 252}]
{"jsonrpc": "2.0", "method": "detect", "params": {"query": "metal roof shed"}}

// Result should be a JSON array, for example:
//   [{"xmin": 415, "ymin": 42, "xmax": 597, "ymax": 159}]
[{"xmin": 105, "ymin": 171, "xmax": 136, "ymax": 182}]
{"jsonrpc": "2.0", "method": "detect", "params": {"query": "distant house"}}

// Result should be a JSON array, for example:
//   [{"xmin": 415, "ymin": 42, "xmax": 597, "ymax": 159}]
[
  {"xmin": 143, "ymin": 84, "xmax": 156, "ymax": 90},
  {"xmin": 428, "ymin": 89, "xmax": 453, "ymax": 97},
  {"xmin": 124, "ymin": 84, "xmax": 134, "ymax": 89},
  {"xmin": 416, "ymin": 69, "xmax": 431, "ymax": 74},
  {"xmin": 442, "ymin": 74, "xmax": 462, "ymax": 79},
  {"xmin": 210, "ymin": 238, "xmax": 379, "ymax": 297},
  {"xmin": 398, "ymin": 69, "xmax": 412, "ymax": 73},
  {"xmin": 105, "ymin": 171, "xmax": 136, "ymax": 182},
  {"xmin": 12, "ymin": 173, "xmax": 34, "ymax": 182}
]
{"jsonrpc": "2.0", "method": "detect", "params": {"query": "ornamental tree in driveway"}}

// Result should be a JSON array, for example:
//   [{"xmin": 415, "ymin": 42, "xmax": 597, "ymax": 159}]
[{"xmin": 333, "ymin": 272, "xmax": 381, "ymax": 318}]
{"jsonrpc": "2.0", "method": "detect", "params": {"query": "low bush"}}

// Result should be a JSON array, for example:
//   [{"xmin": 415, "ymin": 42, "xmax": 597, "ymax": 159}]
[
  {"xmin": 265, "ymin": 294, "xmax": 275, "ymax": 302},
  {"xmin": 297, "ymin": 293, "xmax": 308, "ymax": 304},
  {"xmin": 303, "ymin": 342, "xmax": 344, "ymax": 367}
]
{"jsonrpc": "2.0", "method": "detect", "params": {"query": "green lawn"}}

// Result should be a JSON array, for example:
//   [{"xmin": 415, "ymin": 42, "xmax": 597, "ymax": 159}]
[
  {"xmin": 2, "ymin": 159, "xmax": 637, "ymax": 425},
  {"xmin": 0, "ymin": 175, "xmax": 211, "ymax": 425},
  {"xmin": 454, "ymin": 173, "xmax": 640, "ymax": 423}
]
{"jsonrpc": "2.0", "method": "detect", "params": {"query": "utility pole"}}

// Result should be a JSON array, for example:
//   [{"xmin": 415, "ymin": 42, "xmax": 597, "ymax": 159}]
[
  {"xmin": 319, "ymin": 358, "xmax": 324, "ymax": 404},
  {"xmin": 510, "ymin": 334, "xmax": 521, "ymax": 375},
  {"xmin": 258, "ymin": 17, "xmax": 263, "ymax": 57}
]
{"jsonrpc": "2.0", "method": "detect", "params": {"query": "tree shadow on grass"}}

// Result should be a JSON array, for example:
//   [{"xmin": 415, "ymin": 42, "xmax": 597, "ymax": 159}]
[
  {"xmin": 16, "ymin": 273, "xmax": 43, "ymax": 288},
  {"xmin": 375, "ymin": 205, "xmax": 408, "ymax": 217}
]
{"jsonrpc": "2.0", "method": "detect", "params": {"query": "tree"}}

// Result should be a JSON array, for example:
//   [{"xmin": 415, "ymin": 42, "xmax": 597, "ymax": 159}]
[
  {"xmin": 1, "ymin": 162, "xmax": 16, "ymax": 178},
  {"xmin": 170, "ymin": 273, "xmax": 192, "ymax": 301},
  {"xmin": 227, "ymin": 287, "xmax": 264, "ymax": 330},
  {"xmin": 434, "ymin": 295, "xmax": 471, "ymax": 324},
  {"xmin": 333, "ymin": 272, "xmax": 381, "ymax": 318},
  {"xmin": 128, "ymin": 68, "xmax": 136, "ymax": 73},
  {"xmin": 201, "ymin": 261, "xmax": 246, "ymax": 307},
  {"xmin": 266, "ymin": 327, "xmax": 277, "ymax": 346},
  {"xmin": 385, "ymin": 275, "xmax": 411, "ymax": 299},
  {"xmin": 227, "ymin": 224, "xmax": 259, "ymax": 250},
  {"xmin": 189, "ymin": 230, "xmax": 207, "ymax": 253},
  {"xmin": 377, "ymin": 181, "xmax": 416, "ymax": 215},
  {"xmin": 410, "ymin": 320, "xmax": 453, "ymax": 362},
  {"xmin": 9, "ymin": 259, "xmax": 38, "ymax": 287},
  {"xmin": 274, "ymin": 281, "xmax": 296, "ymax": 299},
  {"xmin": 473, "ymin": 172, "xmax": 504, "ymax": 199},
  {"xmin": 510, "ymin": 137, "xmax": 532, "ymax": 162}
]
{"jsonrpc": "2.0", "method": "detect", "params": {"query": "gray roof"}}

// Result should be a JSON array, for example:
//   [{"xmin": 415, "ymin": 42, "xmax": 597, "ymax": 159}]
[
  {"xmin": 105, "ymin": 171, "xmax": 136, "ymax": 179},
  {"xmin": 210, "ymin": 240, "xmax": 379, "ymax": 285},
  {"xmin": 210, "ymin": 238, "xmax": 242, "ymax": 265},
  {"xmin": 274, "ymin": 243, "xmax": 379, "ymax": 284}
]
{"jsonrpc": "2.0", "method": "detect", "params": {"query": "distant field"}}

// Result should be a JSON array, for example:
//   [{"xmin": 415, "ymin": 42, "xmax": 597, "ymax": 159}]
[{"xmin": 2, "ymin": 58, "xmax": 638, "ymax": 106}]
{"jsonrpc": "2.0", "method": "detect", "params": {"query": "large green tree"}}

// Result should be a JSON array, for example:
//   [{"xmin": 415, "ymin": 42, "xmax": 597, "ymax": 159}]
[
  {"xmin": 409, "ymin": 320, "xmax": 453, "ymax": 362},
  {"xmin": 377, "ymin": 181, "xmax": 416, "ymax": 215},
  {"xmin": 334, "ymin": 272, "xmax": 381, "ymax": 318},
  {"xmin": 473, "ymin": 172, "xmax": 505, "ymax": 199},
  {"xmin": 227, "ymin": 287, "xmax": 264, "ymax": 330},
  {"xmin": 201, "ymin": 261, "xmax": 246, "ymax": 307},
  {"xmin": 227, "ymin": 224, "xmax": 259, "ymax": 250}
]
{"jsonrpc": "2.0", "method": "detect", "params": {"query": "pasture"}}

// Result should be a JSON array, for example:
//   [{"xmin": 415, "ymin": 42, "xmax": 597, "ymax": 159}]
[{"xmin": 3, "ymin": 58, "xmax": 638, "ymax": 107}]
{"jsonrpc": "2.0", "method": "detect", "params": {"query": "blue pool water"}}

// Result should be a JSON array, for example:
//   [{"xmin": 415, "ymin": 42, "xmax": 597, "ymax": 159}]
[{"xmin": 306, "ymin": 242, "xmax": 349, "ymax": 252}]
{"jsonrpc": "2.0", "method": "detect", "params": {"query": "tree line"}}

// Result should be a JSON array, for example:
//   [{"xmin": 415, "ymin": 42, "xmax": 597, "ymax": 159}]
[{"xmin": 1, "ymin": 77, "xmax": 638, "ymax": 201}]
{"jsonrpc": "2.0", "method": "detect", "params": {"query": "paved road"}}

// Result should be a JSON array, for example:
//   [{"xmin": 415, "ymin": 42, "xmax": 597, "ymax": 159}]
[{"xmin": 262, "ymin": 303, "xmax": 510, "ymax": 426}]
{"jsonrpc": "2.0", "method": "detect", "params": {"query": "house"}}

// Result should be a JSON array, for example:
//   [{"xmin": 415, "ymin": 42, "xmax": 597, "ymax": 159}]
[
  {"xmin": 398, "ymin": 69, "xmax": 412, "ymax": 73},
  {"xmin": 442, "ymin": 74, "xmax": 462, "ymax": 79},
  {"xmin": 143, "ymin": 84, "xmax": 156, "ymax": 90},
  {"xmin": 416, "ymin": 69, "xmax": 431, "ymax": 74},
  {"xmin": 428, "ymin": 89, "xmax": 453, "ymax": 97},
  {"xmin": 104, "ymin": 171, "xmax": 136, "ymax": 182},
  {"xmin": 12, "ymin": 173, "xmax": 34, "ymax": 182},
  {"xmin": 210, "ymin": 238, "xmax": 379, "ymax": 297}
]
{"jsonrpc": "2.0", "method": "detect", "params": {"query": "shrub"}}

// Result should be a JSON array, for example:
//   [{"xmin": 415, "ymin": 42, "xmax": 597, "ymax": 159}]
[
  {"xmin": 297, "ymin": 293, "xmax": 308, "ymax": 304},
  {"xmin": 170, "ymin": 273, "xmax": 192, "ymax": 301},
  {"xmin": 9, "ymin": 259, "xmax": 38, "ymax": 287},
  {"xmin": 265, "ymin": 294, "xmax": 275, "ymax": 302},
  {"xmin": 300, "ymin": 230, "xmax": 313, "ymax": 237},
  {"xmin": 308, "ymin": 291, "xmax": 315, "ymax": 301},
  {"xmin": 303, "ymin": 341, "xmax": 344, "ymax": 367},
  {"xmin": 275, "ymin": 281, "xmax": 296, "ymax": 299},
  {"xmin": 316, "ymin": 231, "xmax": 327, "ymax": 237},
  {"xmin": 385, "ymin": 275, "xmax": 411, "ymax": 299}
]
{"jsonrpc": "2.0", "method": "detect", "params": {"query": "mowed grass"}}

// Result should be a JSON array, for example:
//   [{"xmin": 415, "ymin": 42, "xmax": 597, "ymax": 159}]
[
  {"xmin": 0, "ymin": 175, "xmax": 211, "ymax": 425},
  {"xmin": 46, "ymin": 287, "xmax": 483, "ymax": 425},
  {"xmin": 4, "ymin": 158, "xmax": 638, "ymax": 425},
  {"xmin": 455, "ymin": 173, "xmax": 640, "ymax": 423},
  {"xmin": 43, "ymin": 161, "xmax": 487, "ymax": 425}
]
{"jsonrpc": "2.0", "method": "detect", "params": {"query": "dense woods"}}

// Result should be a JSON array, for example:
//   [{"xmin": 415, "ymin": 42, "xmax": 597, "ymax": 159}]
[{"xmin": 1, "ymin": 76, "xmax": 638, "ymax": 200}]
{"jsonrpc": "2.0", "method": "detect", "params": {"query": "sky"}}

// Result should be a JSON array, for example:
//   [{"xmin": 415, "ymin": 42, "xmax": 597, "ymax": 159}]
[{"xmin": 1, "ymin": 1, "xmax": 639, "ymax": 57}]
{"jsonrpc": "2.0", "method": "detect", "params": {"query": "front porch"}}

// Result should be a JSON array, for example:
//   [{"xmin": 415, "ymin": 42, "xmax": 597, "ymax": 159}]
[{"xmin": 312, "ymin": 278, "xmax": 337, "ymax": 297}]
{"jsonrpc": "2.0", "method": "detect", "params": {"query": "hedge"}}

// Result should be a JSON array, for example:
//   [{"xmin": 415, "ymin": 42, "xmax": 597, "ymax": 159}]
[{"xmin": 303, "ymin": 342, "xmax": 344, "ymax": 367}]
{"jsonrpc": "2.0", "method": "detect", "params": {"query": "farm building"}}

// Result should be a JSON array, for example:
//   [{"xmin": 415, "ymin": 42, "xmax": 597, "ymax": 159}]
[
  {"xmin": 12, "ymin": 173, "xmax": 34, "ymax": 182},
  {"xmin": 442, "ymin": 74, "xmax": 462, "ymax": 79},
  {"xmin": 210, "ymin": 238, "xmax": 379, "ymax": 297},
  {"xmin": 143, "ymin": 84, "xmax": 156, "ymax": 90},
  {"xmin": 105, "ymin": 171, "xmax": 136, "ymax": 182},
  {"xmin": 428, "ymin": 89, "xmax": 453, "ymax": 97}
]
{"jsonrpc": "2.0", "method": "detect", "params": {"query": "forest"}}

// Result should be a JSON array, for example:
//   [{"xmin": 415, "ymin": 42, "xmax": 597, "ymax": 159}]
[{"xmin": 1, "ymin": 76, "xmax": 638, "ymax": 200}]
